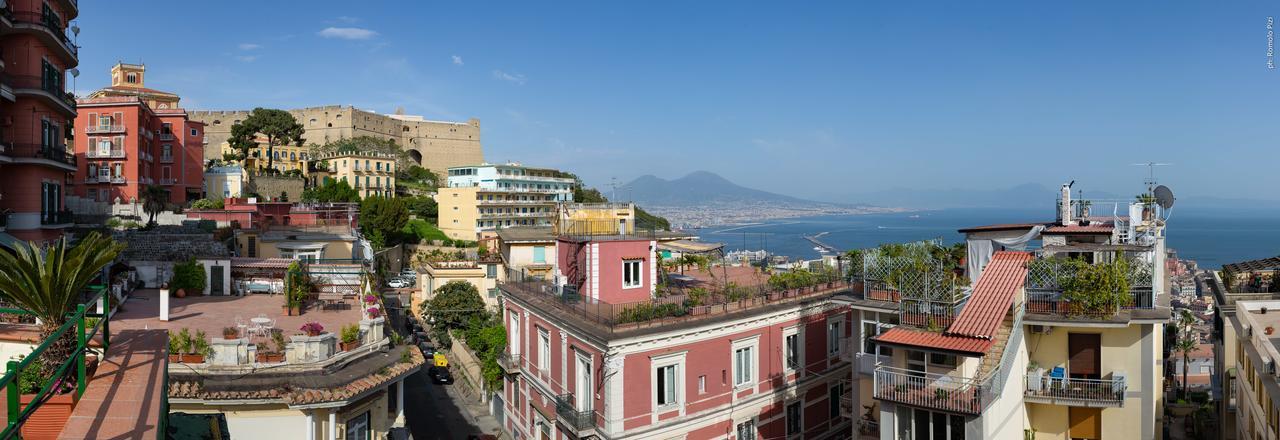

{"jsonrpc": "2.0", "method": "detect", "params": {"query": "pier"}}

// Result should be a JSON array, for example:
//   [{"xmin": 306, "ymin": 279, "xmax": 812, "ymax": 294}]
[{"xmin": 803, "ymin": 232, "xmax": 839, "ymax": 254}]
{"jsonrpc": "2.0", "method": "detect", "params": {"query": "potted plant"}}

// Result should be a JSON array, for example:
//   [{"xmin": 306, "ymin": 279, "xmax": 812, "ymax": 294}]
[
  {"xmin": 1267, "ymin": 326, "xmax": 1275, "ymax": 336},
  {"xmin": 366, "ymin": 307, "xmax": 382, "ymax": 319},
  {"xmin": 222, "ymin": 326, "xmax": 239, "ymax": 340},
  {"xmin": 340, "ymin": 324, "xmax": 362, "ymax": 351},
  {"xmin": 169, "ymin": 328, "xmax": 190, "ymax": 362},
  {"xmin": 185, "ymin": 330, "xmax": 210, "ymax": 363},
  {"xmin": 300, "ymin": 322, "xmax": 324, "ymax": 337},
  {"xmin": 257, "ymin": 330, "xmax": 288, "ymax": 363}
]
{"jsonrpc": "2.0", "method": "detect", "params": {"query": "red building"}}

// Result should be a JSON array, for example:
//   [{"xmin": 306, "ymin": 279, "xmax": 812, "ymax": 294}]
[
  {"xmin": 74, "ymin": 64, "xmax": 203, "ymax": 204},
  {"xmin": 498, "ymin": 230, "xmax": 854, "ymax": 440},
  {"xmin": 0, "ymin": 0, "xmax": 80, "ymax": 243}
]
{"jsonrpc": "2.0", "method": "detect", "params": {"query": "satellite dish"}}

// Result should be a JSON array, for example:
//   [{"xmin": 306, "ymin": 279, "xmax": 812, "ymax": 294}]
[
  {"xmin": 68, "ymin": 68, "xmax": 79, "ymax": 78},
  {"xmin": 1154, "ymin": 185, "xmax": 1175, "ymax": 210}
]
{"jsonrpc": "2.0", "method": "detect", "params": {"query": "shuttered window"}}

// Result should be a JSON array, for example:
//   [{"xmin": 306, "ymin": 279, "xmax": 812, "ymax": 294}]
[
  {"xmin": 1068, "ymin": 333, "xmax": 1101, "ymax": 378},
  {"xmin": 1068, "ymin": 407, "xmax": 1101, "ymax": 440}
]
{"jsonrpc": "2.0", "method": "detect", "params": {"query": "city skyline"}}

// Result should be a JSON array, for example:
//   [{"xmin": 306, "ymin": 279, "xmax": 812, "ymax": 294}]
[{"xmin": 74, "ymin": 1, "xmax": 1280, "ymax": 203}]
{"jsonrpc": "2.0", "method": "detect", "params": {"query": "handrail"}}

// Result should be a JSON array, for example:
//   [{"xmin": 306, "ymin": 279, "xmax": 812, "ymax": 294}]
[{"xmin": 0, "ymin": 285, "xmax": 110, "ymax": 439}]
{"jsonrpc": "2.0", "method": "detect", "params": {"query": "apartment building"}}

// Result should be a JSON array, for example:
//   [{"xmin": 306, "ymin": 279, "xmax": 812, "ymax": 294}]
[
  {"xmin": 841, "ymin": 183, "xmax": 1169, "ymax": 440},
  {"xmin": 0, "ymin": 0, "xmax": 80, "ymax": 243},
  {"xmin": 1225, "ymin": 299, "xmax": 1280, "ymax": 440},
  {"xmin": 309, "ymin": 151, "xmax": 397, "ymax": 199},
  {"xmin": 221, "ymin": 137, "xmax": 311, "ymax": 175},
  {"xmin": 437, "ymin": 163, "xmax": 577, "ymax": 240},
  {"xmin": 497, "ymin": 223, "xmax": 855, "ymax": 440},
  {"xmin": 75, "ymin": 64, "xmax": 204, "ymax": 204},
  {"xmin": 1209, "ymin": 256, "xmax": 1280, "ymax": 440},
  {"xmin": 204, "ymin": 165, "xmax": 244, "ymax": 199}
]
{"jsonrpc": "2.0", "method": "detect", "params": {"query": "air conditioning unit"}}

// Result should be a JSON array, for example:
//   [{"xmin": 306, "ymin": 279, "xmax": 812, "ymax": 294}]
[{"xmin": 1030, "ymin": 325, "xmax": 1051, "ymax": 334}]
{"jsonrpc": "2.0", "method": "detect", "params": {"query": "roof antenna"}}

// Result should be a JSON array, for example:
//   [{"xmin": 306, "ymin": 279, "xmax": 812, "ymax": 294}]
[{"xmin": 1131, "ymin": 162, "xmax": 1171, "ymax": 195}]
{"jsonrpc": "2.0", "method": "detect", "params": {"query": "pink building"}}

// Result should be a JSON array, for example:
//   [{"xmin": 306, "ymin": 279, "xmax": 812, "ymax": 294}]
[
  {"xmin": 185, "ymin": 198, "xmax": 358, "ymax": 229},
  {"xmin": 0, "ymin": 0, "xmax": 80, "ymax": 244},
  {"xmin": 498, "ymin": 232, "xmax": 854, "ymax": 440}
]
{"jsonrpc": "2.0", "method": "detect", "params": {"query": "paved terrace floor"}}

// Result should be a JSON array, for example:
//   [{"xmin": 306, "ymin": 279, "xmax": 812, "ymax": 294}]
[
  {"xmin": 112, "ymin": 289, "xmax": 364, "ymax": 343},
  {"xmin": 58, "ymin": 329, "xmax": 168, "ymax": 440}
]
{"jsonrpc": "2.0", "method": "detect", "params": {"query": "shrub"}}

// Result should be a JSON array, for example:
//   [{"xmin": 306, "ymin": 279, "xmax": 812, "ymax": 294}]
[
  {"xmin": 340, "ymin": 324, "xmax": 361, "ymax": 344},
  {"xmin": 169, "ymin": 259, "xmax": 207, "ymax": 294},
  {"xmin": 190, "ymin": 198, "xmax": 225, "ymax": 210},
  {"xmin": 1057, "ymin": 255, "xmax": 1131, "ymax": 316},
  {"xmin": 169, "ymin": 328, "xmax": 191, "ymax": 355},
  {"xmin": 190, "ymin": 330, "xmax": 210, "ymax": 356},
  {"xmin": 617, "ymin": 302, "xmax": 688, "ymax": 323}
]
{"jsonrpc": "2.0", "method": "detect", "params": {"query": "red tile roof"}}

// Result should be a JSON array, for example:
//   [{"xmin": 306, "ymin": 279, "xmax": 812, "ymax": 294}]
[
  {"xmin": 169, "ymin": 347, "xmax": 425, "ymax": 405},
  {"xmin": 1042, "ymin": 223, "xmax": 1114, "ymax": 235},
  {"xmin": 874, "ymin": 327, "xmax": 992, "ymax": 356},
  {"xmin": 946, "ymin": 252, "xmax": 1033, "ymax": 339}
]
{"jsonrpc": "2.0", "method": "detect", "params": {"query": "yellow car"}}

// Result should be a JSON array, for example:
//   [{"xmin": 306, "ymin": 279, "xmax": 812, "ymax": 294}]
[{"xmin": 433, "ymin": 353, "xmax": 448, "ymax": 367}]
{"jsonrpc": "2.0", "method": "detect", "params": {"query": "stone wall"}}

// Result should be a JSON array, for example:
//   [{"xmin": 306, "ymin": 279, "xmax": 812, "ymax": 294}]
[
  {"xmin": 246, "ymin": 173, "xmax": 305, "ymax": 201},
  {"xmin": 189, "ymin": 105, "xmax": 485, "ymax": 178}
]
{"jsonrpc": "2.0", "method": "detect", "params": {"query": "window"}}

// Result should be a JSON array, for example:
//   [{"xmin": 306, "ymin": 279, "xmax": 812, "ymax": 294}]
[
  {"xmin": 344, "ymin": 411, "xmax": 370, "ymax": 440},
  {"xmin": 930, "ymin": 353, "xmax": 957, "ymax": 368},
  {"xmin": 190, "ymin": 128, "xmax": 198, "ymax": 136},
  {"xmin": 734, "ymin": 346, "xmax": 754, "ymax": 387},
  {"xmin": 538, "ymin": 329, "xmax": 550, "ymax": 371},
  {"xmin": 828, "ymin": 320, "xmax": 843, "ymax": 355},
  {"xmin": 246, "ymin": 236, "xmax": 257, "ymax": 258},
  {"xmin": 656, "ymin": 365, "xmax": 677, "ymax": 406},
  {"xmin": 698, "ymin": 375, "xmax": 706, "ymax": 394},
  {"xmin": 736, "ymin": 420, "xmax": 756, "ymax": 440},
  {"xmin": 829, "ymin": 383, "xmax": 844, "ymax": 419},
  {"xmin": 622, "ymin": 259, "xmax": 642, "ymax": 289},
  {"xmin": 785, "ymin": 333, "xmax": 800, "ymax": 371},
  {"xmin": 161, "ymin": 144, "xmax": 172, "ymax": 159},
  {"xmin": 486, "ymin": 264, "xmax": 497, "ymax": 279},
  {"xmin": 786, "ymin": 402, "xmax": 802, "ymax": 436},
  {"xmin": 533, "ymin": 246, "xmax": 546, "ymax": 264},
  {"xmin": 126, "ymin": 73, "xmax": 137, "ymax": 84}
]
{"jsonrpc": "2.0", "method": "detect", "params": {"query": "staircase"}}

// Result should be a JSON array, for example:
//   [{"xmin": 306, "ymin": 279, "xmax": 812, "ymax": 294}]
[{"xmin": 977, "ymin": 311, "xmax": 1015, "ymax": 379}]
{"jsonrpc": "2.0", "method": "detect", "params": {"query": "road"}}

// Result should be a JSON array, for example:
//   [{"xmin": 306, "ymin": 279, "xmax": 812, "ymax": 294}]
[{"xmin": 402, "ymin": 368, "xmax": 486, "ymax": 440}]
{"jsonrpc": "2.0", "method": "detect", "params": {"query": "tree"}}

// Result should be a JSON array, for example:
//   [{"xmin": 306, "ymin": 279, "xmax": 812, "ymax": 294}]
[
  {"xmin": 422, "ymin": 281, "xmax": 486, "ymax": 329},
  {"xmin": 0, "ymin": 232, "xmax": 124, "ymax": 380},
  {"xmin": 190, "ymin": 198, "xmax": 224, "ymax": 210},
  {"xmin": 226, "ymin": 108, "xmax": 304, "ymax": 171},
  {"xmin": 1173, "ymin": 310, "xmax": 1199, "ymax": 397},
  {"xmin": 405, "ymin": 196, "xmax": 438, "ymax": 220},
  {"xmin": 302, "ymin": 179, "xmax": 360, "ymax": 203},
  {"xmin": 315, "ymin": 136, "xmax": 402, "ymax": 155},
  {"xmin": 140, "ymin": 184, "xmax": 170, "ymax": 226},
  {"xmin": 360, "ymin": 196, "xmax": 409, "ymax": 246}
]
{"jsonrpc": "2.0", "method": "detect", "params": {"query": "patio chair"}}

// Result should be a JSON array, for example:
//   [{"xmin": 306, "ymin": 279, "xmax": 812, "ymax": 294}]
[
  {"xmin": 235, "ymin": 316, "xmax": 248, "ymax": 337},
  {"xmin": 1049, "ymin": 367, "xmax": 1066, "ymax": 392}
]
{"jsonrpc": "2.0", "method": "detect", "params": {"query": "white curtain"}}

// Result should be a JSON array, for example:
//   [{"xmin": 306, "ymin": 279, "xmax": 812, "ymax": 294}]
[{"xmin": 966, "ymin": 225, "xmax": 1045, "ymax": 280}]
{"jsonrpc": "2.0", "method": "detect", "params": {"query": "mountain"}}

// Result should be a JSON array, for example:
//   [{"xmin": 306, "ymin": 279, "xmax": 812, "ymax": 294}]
[{"xmin": 620, "ymin": 171, "xmax": 833, "ymax": 207}]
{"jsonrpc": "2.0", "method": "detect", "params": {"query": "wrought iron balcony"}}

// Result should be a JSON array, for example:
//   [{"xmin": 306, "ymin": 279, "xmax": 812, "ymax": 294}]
[
  {"xmin": 496, "ymin": 350, "xmax": 523, "ymax": 375},
  {"xmin": 10, "ymin": 143, "xmax": 75, "ymax": 167},
  {"xmin": 872, "ymin": 366, "xmax": 988, "ymax": 415},
  {"xmin": 87, "ymin": 149, "xmax": 125, "ymax": 159},
  {"xmin": 160, "ymin": 155, "xmax": 174, "ymax": 163},
  {"xmin": 1023, "ymin": 374, "xmax": 1126, "ymax": 407},
  {"xmin": 554, "ymin": 393, "xmax": 596, "ymax": 432},
  {"xmin": 1023, "ymin": 256, "xmax": 1155, "ymax": 320},
  {"xmin": 40, "ymin": 209, "xmax": 73, "ymax": 226},
  {"xmin": 160, "ymin": 178, "xmax": 177, "ymax": 185},
  {"xmin": 85, "ymin": 125, "xmax": 124, "ymax": 134},
  {"xmin": 159, "ymin": 133, "xmax": 174, "ymax": 141}
]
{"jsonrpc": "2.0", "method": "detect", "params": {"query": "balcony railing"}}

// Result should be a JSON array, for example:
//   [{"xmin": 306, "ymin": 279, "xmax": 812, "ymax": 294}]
[
  {"xmin": 859, "ymin": 241, "xmax": 972, "ymax": 328},
  {"xmin": 6, "ymin": 11, "xmax": 77, "ymax": 58},
  {"xmin": 0, "ymin": 74, "xmax": 75, "ymax": 111},
  {"xmin": 85, "ymin": 125, "xmax": 124, "ymax": 134},
  {"xmin": 554, "ymin": 394, "xmax": 596, "ymax": 432},
  {"xmin": 10, "ymin": 143, "xmax": 75, "ymax": 167},
  {"xmin": 160, "ymin": 155, "xmax": 174, "ymax": 163},
  {"xmin": 856, "ymin": 352, "xmax": 888, "ymax": 376},
  {"xmin": 496, "ymin": 350, "xmax": 523, "ymax": 374},
  {"xmin": 159, "ymin": 133, "xmax": 174, "ymax": 141},
  {"xmin": 1023, "ymin": 375, "xmax": 1126, "ymax": 407},
  {"xmin": 40, "ymin": 209, "xmax": 73, "ymax": 225},
  {"xmin": 873, "ymin": 366, "xmax": 987, "ymax": 415},
  {"xmin": 477, "ymin": 199, "xmax": 556, "ymax": 205},
  {"xmin": 160, "ymin": 178, "xmax": 177, "ymax": 185},
  {"xmin": 86, "ymin": 149, "xmax": 125, "ymax": 159},
  {"xmin": 1024, "ymin": 256, "xmax": 1155, "ymax": 319}
]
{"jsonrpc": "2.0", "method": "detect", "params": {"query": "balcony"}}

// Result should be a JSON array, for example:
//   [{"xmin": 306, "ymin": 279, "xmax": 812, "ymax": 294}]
[
  {"xmin": 6, "ymin": 11, "xmax": 77, "ymax": 62},
  {"xmin": 496, "ymin": 350, "xmax": 523, "ymax": 375},
  {"xmin": 477, "ymin": 198, "xmax": 555, "ymax": 205},
  {"xmin": 1023, "ymin": 255, "xmax": 1161, "ymax": 322},
  {"xmin": 554, "ymin": 394, "xmax": 597, "ymax": 433},
  {"xmin": 160, "ymin": 178, "xmax": 177, "ymax": 185},
  {"xmin": 873, "ymin": 366, "xmax": 988, "ymax": 415},
  {"xmin": 85, "ymin": 125, "xmax": 124, "ymax": 134},
  {"xmin": 857, "ymin": 241, "xmax": 972, "ymax": 328},
  {"xmin": 1, "ymin": 74, "xmax": 75, "ymax": 115},
  {"xmin": 855, "ymin": 352, "xmax": 889, "ymax": 376},
  {"xmin": 9, "ymin": 143, "xmax": 75, "ymax": 169},
  {"xmin": 87, "ymin": 149, "xmax": 125, "ymax": 159},
  {"xmin": 40, "ymin": 209, "xmax": 73, "ymax": 226},
  {"xmin": 159, "ymin": 133, "xmax": 174, "ymax": 141},
  {"xmin": 1023, "ymin": 374, "xmax": 1126, "ymax": 407},
  {"xmin": 160, "ymin": 155, "xmax": 174, "ymax": 163}
]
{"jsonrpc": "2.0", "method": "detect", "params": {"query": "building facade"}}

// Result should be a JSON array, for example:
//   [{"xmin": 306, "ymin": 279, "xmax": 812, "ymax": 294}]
[
  {"xmin": 497, "ymin": 229, "xmax": 855, "ymax": 440},
  {"xmin": 1209, "ymin": 256, "xmax": 1280, "ymax": 440},
  {"xmin": 840, "ymin": 183, "xmax": 1169, "ymax": 440},
  {"xmin": 84, "ymin": 62, "xmax": 180, "ymax": 109},
  {"xmin": 309, "ymin": 151, "xmax": 397, "ymax": 199},
  {"xmin": 204, "ymin": 165, "xmax": 244, "ymax": 199},
  {"xmin": 438, "ymin": 163, "xmax": 576, "ymax": 240},
  {"xmin": 190, "ymin": 106, "xmax": 483, "ymax": 177},
  {"xmin": 1225, "ymin": 299, "xmax": 1280, "ymax": 440},
  {"xmin": 220, "ymin": 136, "xmax": 311, "ymax": 176},
  {"xmin": 0, "ymin": 0, "xmax": 80, "ymax": 243},
  {"xmin": 75, "ymin": 94, "xmax": 204, "ymax": 205}
]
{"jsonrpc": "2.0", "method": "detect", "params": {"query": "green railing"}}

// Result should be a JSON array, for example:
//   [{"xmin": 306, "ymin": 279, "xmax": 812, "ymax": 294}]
[{"xmin": 0, "ymin": 285, "xmax": 110, "ymax": 439}]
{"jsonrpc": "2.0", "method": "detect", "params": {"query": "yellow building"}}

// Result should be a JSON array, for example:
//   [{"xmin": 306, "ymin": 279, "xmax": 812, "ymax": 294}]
[
  {"xmin": 235, "ymin": 225, "xmax": 363, "ymax": 261},
  {"xmin": 203, "ymin": 165, "xmax": 245, "ymax": 199},
  {"xmin": 309, "ymin": 152, "xmax": 397, "ymax": 199},
  {"xmin": 1230, "ymin": 299, "xmax": 1280, "ymax": 440},
  {"xmin": 220, "ymin": 135, "xmax": 311, "ymax": 175},
  {"xmin": 86, "ymin": 62, "xmax": 181, "ymax": 110},
  {"xmin": 555, "ymin": 202, "xmax": 636, "ymax": 235},
  {"xmin": 413, "ymin": 257, "xmax": 505, "ymax": 315},
  {"xmin": 437, "ymin": 163, "xmax": 576, "ymax": 240}
]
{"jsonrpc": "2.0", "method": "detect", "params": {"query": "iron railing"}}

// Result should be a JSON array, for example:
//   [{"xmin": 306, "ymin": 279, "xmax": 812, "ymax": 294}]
[
  {"xmin": 158, "ymin": 133, "xmax": 174, "ymax": 141},
  {"xmin": 861, "ymin": 241, "xmax": 971, "ymax": 328},
  {"xmin": 86, "ymin": 148, "xmax": 125, "ymax": 159},
  {"xmin": 40, "ymin": 209, "xmax": 73, "ymax": 225},
  {"xmin": 1023, "ymin": 375, "xmax": 1126, "ymax": 407},
  {"xmin": 1024, "ymin": 255, "xmax": 1155, "ymax": 318},
  {"xmin": 10, "ymin": 143, "xmax": 75, "ymax": 166},
  {"xmin": 84, "ymin": 125, "xmax": 124, "ymax": 134},
  {"xmin": 160, "ymin": 155, "xmax": 174, "ymax": 163},
  {"xmin": 6, "ymin": 12, "xmax": 77, "ymax": 58},
  {"xmin": 496, "ymin": 350, "xmax": 523, "ymax": 374},
  {"xmin": 0, "ymin": 286, "xmax": 111, "ymax": 439},
  {"xmin": 554, "ymin": 393, "xmax": 596, "ymax": 431},
  {"xmin": 873, "ymin": 366, "xmax": 986, "ymax": 415}
]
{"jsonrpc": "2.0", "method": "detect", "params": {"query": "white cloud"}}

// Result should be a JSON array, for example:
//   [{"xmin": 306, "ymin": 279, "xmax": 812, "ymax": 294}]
[
  {"xmin": 451, "ymin": 55, "xmax": 464, "ymax": 66},
  {"xmin": 492, "ymin": 70, "xmax": 526, "ymax": 85},
  {"xmin": 235, "ymin": 55, "xmax": 259, "ymax": 62},
  {"xmin": 336, "ymin": 16, "xmax": 360, "ymax": 23},
  {"xmin": 238, "ymin": 43, "xmax": 261, "ymax": 50},
  {"xmin": 318, "ymin": 27, "xmax": 378, "ymax": 40}
]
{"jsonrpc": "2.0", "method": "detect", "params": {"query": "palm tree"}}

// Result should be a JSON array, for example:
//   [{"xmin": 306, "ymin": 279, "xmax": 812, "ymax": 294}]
[
  {"xmin": 0, "ymin": 232, "xmax": 123, "ymax": 378},
  {"xmin": 1174, "ymin": 309, "xmax": 1198, "ymax": 399},
  {"xmin": 140, "ymin": 184, "xmax": 170, "ymax": 226}
]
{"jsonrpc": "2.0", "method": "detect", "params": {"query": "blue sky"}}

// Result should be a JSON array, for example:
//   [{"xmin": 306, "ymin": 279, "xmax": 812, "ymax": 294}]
[{"xmin": 77, "ymin": 1, "xmax": 1279, "ymax": 202}]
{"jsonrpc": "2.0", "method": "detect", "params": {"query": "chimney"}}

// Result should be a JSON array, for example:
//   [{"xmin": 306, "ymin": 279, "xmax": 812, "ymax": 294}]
[{"xmin": 1060, "ymin": 183, "xmax": 1074, "ymax": 226}]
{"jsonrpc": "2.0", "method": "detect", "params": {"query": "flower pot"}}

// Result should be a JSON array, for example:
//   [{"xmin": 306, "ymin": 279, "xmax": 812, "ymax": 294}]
[
  {"xmin": 340, "ymin": 341, "xmax": 361, "ymax": 351},
  {"xmin": 168, "ymin": 354, "xmax": 182, "ymax": 363},
  {"xmin": 18, "ymin": 392, "xmax": 78, "ymax": 440},
  {"xmin": 174, "ymin": 288, "xmax": 186, "ymax": 299},
  {"xmin": 256, "ymin": 353, "xmax": 284, "ymax": 363},
  {"xmin": 282, "ymin": 305, "xmax": 291, "ymax": 316},
  {"xmin": 223, "ymin": 331, "xmax": 239, "ymax": 340},
  {"xmin": 1267, "ymin": 327, "xmax": 1275, "ymax": 336},
  {"xmin": 182, "ymin": 354, "xmax": 205, "ymax": 364},
  {"xmin": 291, "ymin": 305, "xmax": 302, "ymax": 316}
]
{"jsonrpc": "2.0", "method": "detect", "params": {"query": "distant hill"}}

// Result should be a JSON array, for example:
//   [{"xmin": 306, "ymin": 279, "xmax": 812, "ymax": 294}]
[{"xmin": 620, "ymin": 171, "xmax": 836, "ymax": 207}]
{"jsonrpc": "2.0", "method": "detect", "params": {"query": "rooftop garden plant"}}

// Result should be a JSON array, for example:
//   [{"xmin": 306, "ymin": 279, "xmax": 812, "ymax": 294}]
[
  {"xmin": 340, "ymin": 324, "xmax": 361, "ymax": 344},
  {"xmin": 300, "ymin": 322, "xmax": 325, "ymax": 337}
]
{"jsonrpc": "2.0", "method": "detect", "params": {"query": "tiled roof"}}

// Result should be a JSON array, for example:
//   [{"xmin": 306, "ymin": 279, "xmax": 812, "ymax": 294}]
[
  {"xmin": 1223, "ymin": 256, "xmax": 1280, "ymax": 273},
  {"xmin": 874, "ymin": 327, "xmax": 992, "ymax": 356},
  {"xmin": 946, "ymin": 252, "xmax": 1032, "ymax": 339},
  {"xmin": 99, "ymin": 85, "xmax": 179, "ymax": 97},
  {"xmin": 957, "ymin": 222, "xmax": 1047, "ymax": 233},
  {"xmin": 230, "ymin": 257, "xmax": 294, "ymax": 269},
  {"xmin": 169, "ymin": 347, "xmax": 425, "ymax": 405},
  {"xmin": 1042, "ymin": 223, "xmax": 1114, "ymax": 235}
]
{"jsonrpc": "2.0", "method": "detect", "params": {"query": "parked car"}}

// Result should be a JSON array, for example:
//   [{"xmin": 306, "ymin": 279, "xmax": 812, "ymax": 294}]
[
  {"xmin": 400, "ymin": 268, "xmax": 417, "ymax": 278},
  {"xmin": 386, "ymin": 278, "xmax": 409, "ymax": 289},
  {"xmin": 418, "ymin": 341, "xmax": 435, "ymax": 357},
  {"xmin": 428, "ymin": 366, "xmax": 454, "ymax": 384}
]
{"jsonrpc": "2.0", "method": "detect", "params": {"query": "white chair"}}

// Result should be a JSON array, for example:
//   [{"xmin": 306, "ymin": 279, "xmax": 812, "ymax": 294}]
[{"xmin": 234, "ymin": 316, "xmax": 249, "ymax": 337}]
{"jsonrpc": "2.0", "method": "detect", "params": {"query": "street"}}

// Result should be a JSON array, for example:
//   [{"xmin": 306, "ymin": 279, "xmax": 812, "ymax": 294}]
[{"xmin": 402, "ymin": 365, "xmax": 500, "ymax": 439}]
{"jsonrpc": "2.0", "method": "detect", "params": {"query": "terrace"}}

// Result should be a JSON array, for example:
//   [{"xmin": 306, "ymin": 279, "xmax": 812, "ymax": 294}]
[
  {"xmin": 1022, "ymin": 251, "xmax": 1169, "ymax": 323},
  {"xmin": 499, "ymin": 265, "xmax": 852, "ymax": 340},
  {"xmin": 1023, "ymin": 374, "xmax": 1126, "ymax": 407},
  {"xmin": 853, "ymin": 241, "xmax": 972, "ymax": 329}
]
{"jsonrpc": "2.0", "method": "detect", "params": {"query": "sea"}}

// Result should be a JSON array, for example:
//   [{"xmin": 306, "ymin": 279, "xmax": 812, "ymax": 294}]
[{"xmin": 690, "ymin": 208, "xmax": 1280, "ymax": 270}]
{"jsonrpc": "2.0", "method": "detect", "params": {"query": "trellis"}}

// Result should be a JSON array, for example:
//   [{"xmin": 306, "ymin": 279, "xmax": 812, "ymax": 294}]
[{"xmin": 861, "ymin": 240, "xmax": 971, "ymax": 328}]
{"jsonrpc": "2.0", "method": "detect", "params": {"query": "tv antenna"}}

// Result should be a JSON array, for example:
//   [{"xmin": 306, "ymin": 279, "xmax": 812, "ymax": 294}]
[
  {"xmin": 609, "ymin": 177, "xmax": 619, "ymax": 202},
  {"xmin": 1131, "ymin": 162, "xmax": 1171, "ymax": 193}
]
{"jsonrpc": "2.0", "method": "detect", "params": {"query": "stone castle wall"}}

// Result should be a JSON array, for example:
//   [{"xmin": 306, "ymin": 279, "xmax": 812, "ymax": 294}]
[{"xmin": 189, "ymin": 105, "xmax": 485, "ymax": 176}]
